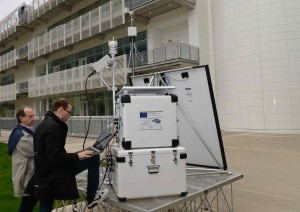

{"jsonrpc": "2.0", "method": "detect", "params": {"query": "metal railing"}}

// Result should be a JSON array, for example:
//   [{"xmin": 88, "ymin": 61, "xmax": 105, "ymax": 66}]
[
  {"xmin": 28, "ymin": 0, "xmax": 125, "ymax": 60},
  {"xmin": 0, "ymin": 84, "xmax": 17, "ymax": 102},
  {"xmin": 0, "ymin": 8, "xmax": 19, "ymax": 42},
  {"xmin": 0, "ymin": 49, "xmax": 17, "ymax": 72},
  {"xmin": 67, "ymin": 116, "xmax": 114, "ymax": 138},
  {"xmin": 0, "ymin": 116, "xmax": 114, "ymax": 138},
  {"xmin": 0, "ymin": 43, "xmax": 198, "ymax": 102},
  {"xmin": 0, "ymin": 0, "xmax": 61, "ymax": 42},
  {"xmin": 28, "ymin": 55, "xmax": 128, "ymax": 98},
  {"xmin": 0, "ymin": 0, "xmax": 125, "ymax": 69},
  {"xmin": 134, "ymin": 43, "xmax": 199, "ymax": 68},
  {"xmin": 27, "ymin": 0, "xmax": 65, "ymax": 23}
]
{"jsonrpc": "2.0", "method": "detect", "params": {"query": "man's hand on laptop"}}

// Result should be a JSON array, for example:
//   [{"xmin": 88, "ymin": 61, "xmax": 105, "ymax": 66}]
[{"xmin": 78, "ymin": 150, "xmax": 93, "ymax": 159}]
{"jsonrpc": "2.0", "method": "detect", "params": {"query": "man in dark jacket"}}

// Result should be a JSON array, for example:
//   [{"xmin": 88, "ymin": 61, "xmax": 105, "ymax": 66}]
[{"xmin": 33, "ymin": 98, "xmax": 108, "ymax": 211}]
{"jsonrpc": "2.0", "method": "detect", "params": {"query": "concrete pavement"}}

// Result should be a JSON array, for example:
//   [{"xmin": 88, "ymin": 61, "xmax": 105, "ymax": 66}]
[
  {"xmin": 221, "ymin": 131, "xmax": 300, "ymax": 212},
  {"xmin": 1, "ymin": 129, "xmax": 299, "ymax": 211}
]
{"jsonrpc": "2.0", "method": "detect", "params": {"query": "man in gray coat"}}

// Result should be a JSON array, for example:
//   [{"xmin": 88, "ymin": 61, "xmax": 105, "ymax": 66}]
[{"xmin": 8, "ymin": 106, "xmax": 38, "ymax": 211}]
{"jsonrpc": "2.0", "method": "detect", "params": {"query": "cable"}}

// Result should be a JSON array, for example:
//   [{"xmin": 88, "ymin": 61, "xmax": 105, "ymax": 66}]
[
  {"xmin": 97, "ymin": 135, "xmax": 116, "ymax": 191},
  {"xmin": 82, "ymin": 70, "xmax": 93, "ymax": 150}
]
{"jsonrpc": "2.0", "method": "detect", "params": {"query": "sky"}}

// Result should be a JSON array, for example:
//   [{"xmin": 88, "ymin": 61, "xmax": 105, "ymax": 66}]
[{"xmin": 0, "ymin": 0, "xmax": 29, "ymax": 21}]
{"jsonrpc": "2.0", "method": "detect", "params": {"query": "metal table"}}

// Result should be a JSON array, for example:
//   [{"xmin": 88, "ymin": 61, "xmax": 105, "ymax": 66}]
[{"xmin": 103, "ymin": 169, "xmax": 243, "ymax": 212}]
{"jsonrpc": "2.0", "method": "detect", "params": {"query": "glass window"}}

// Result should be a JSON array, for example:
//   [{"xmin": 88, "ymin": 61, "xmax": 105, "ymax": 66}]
[
  {"xmin": 87, "ymin": 48, "xmax": 94, "ymax": 56},
  {"xmin": 124, "ymin": 44, "xmax": 130, "ymax": 54},
  {"xmin": 117, "ymin": 37, "xmax": 124, "ymax": 46},
  {"xmin": 48, "ymin": 67, "xmax": 53, "ymax": 74},
  {"xmin": 117, "ymin": 46, "xmax": 124, "ymax": 56},
  {"xmin": 66, "ymin": 62, "xmax": 72, "ymax": 69},
  {"xmin": 46, "ymin": 31, "xmax": 147, "ymax": 75},
  {"xmin": 79, "ymin": 50, "xmax": 87, "ymax": 58},
  {"xmin": 135, "ymin": 40, "xmax": 147, "ymax": 52},
  {"xmin": 59, "ymin": 57, "xmax": 65, "ymax": 64},
  {"xmin": 137, "ymin": 31, "xmax": 147, "ymax": 41},
  {"xmin": 97, "ymin": 45, "xmax": 103, "ymax": 53},
  {"xmin": 95, "ymin": 53, "xmax": 103, "ymax": 61},
  {"xmin": 36, "ymin": 64, "xmax": 47, "ymax": 77},
  {"xmin": 53, "ymin": 59, "xmax": 59, "ymax": 66},
  {"xmin": 73, "ymin": 60, "xmax": 79, "ymax": 67},
  {"xmin": 65, "ymin": 55, "xmax": 73, "ymax": 62},
  {"xmin": 78, "ymin": 8, "xmax": 85, "ymax": 16},
  {"xmin": 60, "ymin": 64, "xmax": 66, "ymax": 71},
  {"xmin": 103, "ymin": 43, "xmax": 108, "ymax": 54},
  {"xmin": 87, "ymin": 56, "xmax": 95, "ymax": 64},
  {"xmin": 124, "ymin": 37, "xmax": 130, "ymax": 45},
  {"xmin": 74, "ymin": 53, "xmax": 79, "ymax": 60},
  {"xmin": 78, "ymin": 91, "xmax": 113, "ymax": 116},
  {"xmin": 0, "ymin": 103, "xmax": 15, "ymax": 117}
]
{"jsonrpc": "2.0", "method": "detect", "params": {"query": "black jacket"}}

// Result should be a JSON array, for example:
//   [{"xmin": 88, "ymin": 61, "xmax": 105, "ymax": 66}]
[{"xmin": 33, "ymin": 111, "xmax": 79, "ymax": 200}]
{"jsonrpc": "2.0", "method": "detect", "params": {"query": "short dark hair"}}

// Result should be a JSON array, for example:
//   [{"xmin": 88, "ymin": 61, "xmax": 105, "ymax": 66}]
[
  {"xmin": 52, "ymin": 98, "xmax": 71, "ymax": 112},
  {"xmin": 16, "ymin": 106, "xmax": 27, "ymax": 123}
]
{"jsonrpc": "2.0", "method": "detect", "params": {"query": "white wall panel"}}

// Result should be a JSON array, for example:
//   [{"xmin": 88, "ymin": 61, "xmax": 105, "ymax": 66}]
[{"xmin": 212, "ymin": 0, "xmax": 300, "ymax": 131}]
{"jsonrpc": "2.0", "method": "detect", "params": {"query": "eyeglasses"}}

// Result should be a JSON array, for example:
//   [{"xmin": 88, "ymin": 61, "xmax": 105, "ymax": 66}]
[{"xmin": 63, "ymin": 108, "xmax": 72, "ymax": 115}]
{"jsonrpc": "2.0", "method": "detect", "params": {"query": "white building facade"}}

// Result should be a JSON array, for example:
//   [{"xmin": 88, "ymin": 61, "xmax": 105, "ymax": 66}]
[
  {"xmin": 0, "ymin": 0, "xmax": 300, "ymax": 133},
  {"xmin": 211, "ymin": 0, "xmax": 300, "ymax": 132}
]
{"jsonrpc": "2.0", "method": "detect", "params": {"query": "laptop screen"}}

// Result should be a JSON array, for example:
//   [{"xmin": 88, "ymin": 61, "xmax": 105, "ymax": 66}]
[{"xmin": 93, "ymin": 132, "xmax": 115, "ymax": 151}]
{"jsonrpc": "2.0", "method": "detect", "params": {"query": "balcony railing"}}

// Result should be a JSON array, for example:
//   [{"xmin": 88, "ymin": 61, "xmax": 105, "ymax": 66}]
[
  {"xmin": 0, "ymin": 43, "xmax": 198, "ymax": 101},
  {"xmin": 28, "ymin": 0, "xmax": 125, "ymax": 60},
  {"xmin": 0, "ymin": 49, "xmax": 17, "ymax": 72},
  {"xmin": 0, "ymin": 0, "xmax": 66, "ymax": 44},
  {"xmin": 0, "ymin": 0, "xmax": 74, "ymax": 43},
  {"xmin": 0, "ymin": 83, "xmax": 17, "ymax": 102},
  {"xmin": 133, "ymin": 43, "xmax": 199, "ymax": 68},
  {"xmin": 0, "ymin": 6, "xmax": 20, "ymax": 42},
  {"xmin": 27, "ymin": 0, "xmax": 66, "ymax": 23},
  {"xmin": 0, "ymin": 116, "xmax": 114, "ymax": 138},
  {"xmin": 28, "ymin": 55, "xmax": 127, "ymax": 98}
]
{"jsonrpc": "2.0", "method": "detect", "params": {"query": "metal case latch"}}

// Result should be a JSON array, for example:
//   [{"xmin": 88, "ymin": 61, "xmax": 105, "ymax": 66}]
[
  {"xmin": 128, "ymin": 152, "xmax": 133, "ymax": 167},
  {"xmin": 173, "ymin": 150, "xmax": 178, "ymax": 164},
  {"xmin": 151, "ymin": 151, "xmax": 156, "ymax": 164}
]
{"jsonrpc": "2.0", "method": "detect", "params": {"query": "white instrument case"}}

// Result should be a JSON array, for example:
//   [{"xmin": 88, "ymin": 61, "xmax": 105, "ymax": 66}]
[
  {"xmin": 116, "ymin": 92, "xmax": 179, "ymax": 149},
  {"xmin": 111, "ymin": 145, "xmax": 187, "ymax": 201}
]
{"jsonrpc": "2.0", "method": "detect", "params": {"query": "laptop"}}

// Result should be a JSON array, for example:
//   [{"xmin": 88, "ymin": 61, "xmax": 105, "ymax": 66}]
[{"xmin": 77, "ymin": 131, "xmax": 115, "ymax": 159}]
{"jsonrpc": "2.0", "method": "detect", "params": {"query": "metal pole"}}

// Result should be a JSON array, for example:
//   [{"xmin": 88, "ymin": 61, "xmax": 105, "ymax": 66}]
[
  {"xmin": 108, "ymin": 38, "xmax": 118, "ymax": 118},
  {"xmin": 129, "ymin": 11, "xmax": 136, "ymax": 78}
]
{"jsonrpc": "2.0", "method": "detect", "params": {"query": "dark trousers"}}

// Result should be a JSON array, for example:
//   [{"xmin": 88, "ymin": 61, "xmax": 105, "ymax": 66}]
[
  {"xmin": 20, "ymin": 176, "xmax": 38, "ymax": 212},
  {"xmin": 39, "ymin": 155, "xmax": 100, "ymax": 212},
  {"xmin": 75, "ymin": 154, "xmax": 100, "ymax": 197},
  {"xmin": 19, "ymin": 194, "xmax": 38, "ymax": 212}
]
